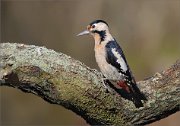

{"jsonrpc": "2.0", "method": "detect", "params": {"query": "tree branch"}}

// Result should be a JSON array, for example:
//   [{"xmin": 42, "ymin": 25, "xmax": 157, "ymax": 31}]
[{"xmin": 0, "ymin": 43, "xmax": 179, "ymax": 125}]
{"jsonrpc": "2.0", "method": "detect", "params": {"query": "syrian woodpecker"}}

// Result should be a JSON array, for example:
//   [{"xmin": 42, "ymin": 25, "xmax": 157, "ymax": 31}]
[{"xmin": 77, "ymin": 20, "xmax": 147, "ymax": 108}]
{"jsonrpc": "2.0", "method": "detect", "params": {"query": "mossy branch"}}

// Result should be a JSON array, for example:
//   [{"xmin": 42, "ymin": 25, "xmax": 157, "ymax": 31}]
[{"xmin": 0, "ymin": 43, "xmax": 179, "ymax": 125}]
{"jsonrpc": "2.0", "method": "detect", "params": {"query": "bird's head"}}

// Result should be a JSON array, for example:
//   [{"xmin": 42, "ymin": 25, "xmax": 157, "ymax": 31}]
[{"xmin": 77, "ymin": 20, "xmax": 110, "ymax": 42}]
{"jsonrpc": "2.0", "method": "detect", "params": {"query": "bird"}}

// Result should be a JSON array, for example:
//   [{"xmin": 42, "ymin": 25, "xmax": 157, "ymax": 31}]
[{"xmin": 77, "ymin": 20, "xmax": 147, "ymax": 108}]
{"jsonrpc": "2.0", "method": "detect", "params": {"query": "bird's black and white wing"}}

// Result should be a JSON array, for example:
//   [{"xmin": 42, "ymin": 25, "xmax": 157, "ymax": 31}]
[
  {"xmin": 105, "ymin": 39, "xmax": 134, "ymax": 84},
  {"xmin": 105, "ymin": 40, "xmax": 147, "ymax": 107}
]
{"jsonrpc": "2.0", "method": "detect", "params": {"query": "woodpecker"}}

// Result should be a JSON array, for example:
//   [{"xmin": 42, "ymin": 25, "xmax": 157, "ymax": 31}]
[{"xmin": 77, "ymin": 20, "xmax": 147, "ymax": 108}]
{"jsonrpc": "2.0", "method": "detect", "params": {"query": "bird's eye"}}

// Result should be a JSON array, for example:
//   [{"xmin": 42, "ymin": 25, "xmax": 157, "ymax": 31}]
[{"xmin": 91, "ymin": 25, "xmax": 95, "ymax": 28}]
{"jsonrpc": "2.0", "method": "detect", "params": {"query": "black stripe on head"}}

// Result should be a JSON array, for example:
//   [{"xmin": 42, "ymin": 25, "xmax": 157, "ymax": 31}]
[
  {"xmin": 89, "ymin": 20, "xmax": 109, "ymax": 27},
  {"xmin": 93, "ymin": 30, "xmax": 106, "ymax": 42}
]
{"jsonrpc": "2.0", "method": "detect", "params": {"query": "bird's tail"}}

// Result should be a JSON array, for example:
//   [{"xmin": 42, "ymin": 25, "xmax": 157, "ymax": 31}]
[
  {"xmin": 129, "ymin": 83, "xmax": 147, "ymax": 108},
  {"xmin": 131, "ymin": 92, "xmax": 145, "ymax": 108},
  {"xmin": 116, "ymin": 80, "xmax": 147, "ymax": 108},
  {"xmin": 104, "ymin": 80, "xmax": 147, "ymax": 108}
]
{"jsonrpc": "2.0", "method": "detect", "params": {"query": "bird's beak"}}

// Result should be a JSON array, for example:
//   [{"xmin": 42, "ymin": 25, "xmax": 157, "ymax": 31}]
[{"xmin": 77, "ymin": 30, "xmax": 90, "ymax": 36}]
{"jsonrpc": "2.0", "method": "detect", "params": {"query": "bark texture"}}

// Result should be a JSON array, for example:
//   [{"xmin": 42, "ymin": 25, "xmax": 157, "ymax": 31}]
[{"xmin": 0, "ymin": 43, "xmax": 179, "ymax": 126}]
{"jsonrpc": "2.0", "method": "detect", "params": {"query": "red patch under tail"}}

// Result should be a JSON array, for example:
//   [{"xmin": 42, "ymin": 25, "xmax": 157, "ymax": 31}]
[{"xmin": 117, "ymin": 81, "xmax": 130, "ymax": 93}]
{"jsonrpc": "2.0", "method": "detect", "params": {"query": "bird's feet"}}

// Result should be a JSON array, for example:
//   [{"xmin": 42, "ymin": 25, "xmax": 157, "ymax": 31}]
[{"xmin": 101, "ymin": 78, "xmax": 114, "ymax": 93}]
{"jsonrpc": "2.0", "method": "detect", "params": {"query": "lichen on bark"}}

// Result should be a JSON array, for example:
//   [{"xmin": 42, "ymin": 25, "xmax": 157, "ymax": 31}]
[{"xmin": 0, "ymin": 43, "xmax": 179, "ymax": 125}]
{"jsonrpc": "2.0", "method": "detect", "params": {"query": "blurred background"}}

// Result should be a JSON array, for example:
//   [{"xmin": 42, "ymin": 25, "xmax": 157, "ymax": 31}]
[{"xmin": 1, "ymin": 0, "xmax": 180, "ymax": 125}]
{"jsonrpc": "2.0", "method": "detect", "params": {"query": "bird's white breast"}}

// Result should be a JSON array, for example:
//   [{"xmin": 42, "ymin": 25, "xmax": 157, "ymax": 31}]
[{"xmin": 94, "ymin": 43, "xmax": 123, "ymax": 80}]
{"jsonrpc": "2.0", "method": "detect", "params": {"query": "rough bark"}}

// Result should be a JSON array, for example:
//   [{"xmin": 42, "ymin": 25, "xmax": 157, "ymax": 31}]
[{"xmin": 0, "ymin": 43, "xmax": 179, "ymax": 126}]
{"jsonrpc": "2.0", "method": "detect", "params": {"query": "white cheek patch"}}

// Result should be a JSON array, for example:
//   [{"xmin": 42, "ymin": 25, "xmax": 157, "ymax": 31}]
[{"xmin": 111, "ymin": 48, "xmax": 128, "ymax": 72}]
